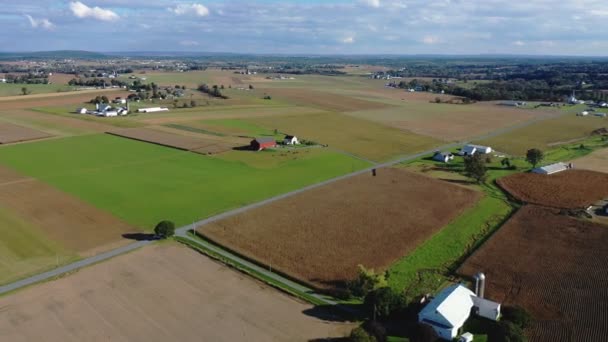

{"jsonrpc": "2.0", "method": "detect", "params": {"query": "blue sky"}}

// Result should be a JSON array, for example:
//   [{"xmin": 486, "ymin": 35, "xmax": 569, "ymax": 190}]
[{"xmin": 3, "ymin": 0, "xmax": 608, "ymax": 55}]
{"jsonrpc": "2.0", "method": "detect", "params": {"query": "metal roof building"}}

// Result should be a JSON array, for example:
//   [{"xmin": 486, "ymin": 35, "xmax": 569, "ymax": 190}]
[{"xmin": 532, "ymin": 162, "xmax": 569, "ymax": 175}]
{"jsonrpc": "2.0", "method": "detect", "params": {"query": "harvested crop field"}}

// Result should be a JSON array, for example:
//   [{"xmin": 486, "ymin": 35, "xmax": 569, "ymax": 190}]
[
  {"xmin": 202, "ymin": 168, "xmax": 481, "ymax": 290},
  {"xmin": 0, "ymin": 122, "xmax": 51, "ymax": 144},
  {"xmin": 0, "ymin": 109, "xmax": 115, "ymax": 135},
  {"xmin": 0, "ymin": 243, "xmax": 353, "ymax": 342},
  {"xmin": 107, "ymin": 127, "xmax": 234, "ymax": 153},
  {"xmin": 0, "ymin": 164, "xmax": 138, "ymax": 256},
  {"xmin": 571, "ymin": 147, "xmax": 608, "ymax": 173},
  {"xmin": 266, "ymin": 87, "xmax": 392, "ymax": 112},
  {"xmin": 0, "ymin": 90, "xmax": 129, "ymax": 110},
  {"xmin": 497, "ymin": 170, "xmax": 608, "ymax": 209},
  {"xmin": 458, "ymin": 205, "xmax": 608, "ymax": 341}
]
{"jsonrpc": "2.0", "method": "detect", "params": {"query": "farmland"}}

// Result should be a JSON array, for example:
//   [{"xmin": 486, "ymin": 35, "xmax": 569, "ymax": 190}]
[
  {"xmin": 0, "ymin": 134, "xmax": 370, "ymax": 228},
  {"xmin": 572, "ymin": 147, "xmax": 608, "ymax": 173},
  {"xmin": 458, "ymin": 205, "xmax": 608, "ymax": 341},
  {"xmin": 0, "ymin": 243, "xmax": 354, "ymax": 341},
  {"xmin": 202, "ymin": 168, "xmax": 481, "ymax": 291},
  {"xmin": 247, "ymin": 112, "xmax": 441, "ymax": 162},
  {"xmin": 497, "ymin": 170, "xmax": 608, "ymax": 209},
  {"xmin": 474, "ymin": 112, "xmax": 608, "ymax": 155},
  {"xmin": 0, "ymin": 122, "xmax": 51, "ymax": 144},
  {"xmin": 0, "ymin": 83, "xmax": 76, "ymax": 96}
]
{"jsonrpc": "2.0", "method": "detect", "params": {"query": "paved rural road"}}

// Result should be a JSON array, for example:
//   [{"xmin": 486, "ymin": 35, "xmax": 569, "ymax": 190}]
[{"xmin": 0, "ymin": 108, "xmax": 570, "ymax": 296}]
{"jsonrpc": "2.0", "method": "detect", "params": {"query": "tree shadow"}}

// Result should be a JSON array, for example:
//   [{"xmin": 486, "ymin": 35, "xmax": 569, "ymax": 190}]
[
  {"xmin": 232, "ymin": 145, "xmax": 254, "ymax": 151},
  {"xmin": 438, "ymin": 178, "xmax": 476, "ymax": 185},
  {"xmin": 302, "ymin": 303, "xmax": 365, "ymax": 323},
  {"xmin": 308, "ymin": 338, "xmax": 350, "ymax": 342},
  {"xmin": 122, "ymin": 233, "xmax": 157, "ymax": 241}
]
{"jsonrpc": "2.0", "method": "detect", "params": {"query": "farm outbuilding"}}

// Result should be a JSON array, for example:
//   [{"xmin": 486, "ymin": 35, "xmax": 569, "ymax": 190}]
[
  {"xmin": 76, "ymin": 107, "xmax": 88, "ymax": 114},
  {"xmin": 459, "ymin": 144, "xmax": 492, "ymax": 156},
  {"xmin": 283, "ymin": 135, "xmax": 299, "ymax": 145},
  {"xmin": 137, "ymin": 107, "xmax": 169, "ymax": 113},
  {"xmin": 418, "ymin": 284, "xmax": 501, "ymax": 341},
  {"xmin": 433, "ymin": 151, "xmax": 454, "ymax": 163},
  {"xmin": 250, "ymin": 137, "xmax": 277, "ymax": 151},
  {"xmin": 532, "ymin": 162, "xmax": 570, "ymax": 175}
]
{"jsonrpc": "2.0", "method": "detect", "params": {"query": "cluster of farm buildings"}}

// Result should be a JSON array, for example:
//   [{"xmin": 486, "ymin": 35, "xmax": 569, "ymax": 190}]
[{"xmin": 75, "ymin": 97, "xmax": 169, "ymax": 117}]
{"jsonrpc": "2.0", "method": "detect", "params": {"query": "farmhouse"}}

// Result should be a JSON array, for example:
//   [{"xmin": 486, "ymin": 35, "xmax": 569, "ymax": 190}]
[
  {"xmin": 283, "ymin": 135, "xmax": 299, "ymax": 145},
  {"xmin": 459, "ymin": 144, "xmax": 492, "ymax": 156},
  {"xmin": 433, "ymin": 151, "xmax": 454, "ymax": 163},
  {"xmin": 532, "ymin": 162, "xmax": 570, "ymax": 175},
  {"xmin": 418, "ymin": 283, "xmax": 501, "ymax": 340},
  {"xmin": 250, "ymin": 137, "xmax": 277, "ymax": 151},
  {"xmin": 137, "ymin": 107, "xmax": 169, "ymax": 113}
]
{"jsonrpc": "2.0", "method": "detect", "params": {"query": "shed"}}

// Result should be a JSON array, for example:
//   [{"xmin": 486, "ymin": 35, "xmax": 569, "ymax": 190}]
[
  {"xmin": 468, "ymin": 144, "xmax": 492, "ymax": 154},
  {"xmin": 433, "ymin": 151, "xmax": 454, "ymax": 163},
  {"xmin": 532, "ymin": 162, "xmax": 569, "ymax": 175},
  {"xmin": 251, "ymin": 137, "xmax": 277, "ymax": 151},
  {"xmin": 284, "ymin": 135, "xmax": 299, "ymax": 145},
  {"xmin": 76, "ymin": 107, "xmax": 88, "ymax": 114}
]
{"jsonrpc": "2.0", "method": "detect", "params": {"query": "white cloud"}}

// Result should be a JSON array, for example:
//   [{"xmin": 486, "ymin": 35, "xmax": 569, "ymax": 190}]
[
  {"xmin": 69, "ymin": 1, "xmax": 119, "ymax": 21},
  {"xmin": 589, "ymin": 9, "xmax": 608, "ymax": 17},
  {"xmin": 361, "ymin": 0, "xmax": 381, "ymax": 8},
  {"xmin": 168, "ymin": 3, "xmax": 210, "ymax": 17},
  {"xmin": 421, "ymin": 35, "xmax": 441, "ymax": 44},
  {"xmin": 180, "ymin": 40, "xmax": 200, "ymax": 46},
  {"xmin": 342, "ymin": 36, "xmax": 355, "ymax": 44},
  {"xmin": 24, "ymin": 15, "xmax": 54, "ymax": 30},
  {"xmin": 513, "ymin": 40, "xmax": 525, "ymax": 46}
]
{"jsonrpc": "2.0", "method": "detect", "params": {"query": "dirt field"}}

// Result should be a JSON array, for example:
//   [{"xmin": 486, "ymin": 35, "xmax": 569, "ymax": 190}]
[
  {"xmin": 107, "ymin": 127, "xmax": 235, "ymax": 153},
  {"xmin": 571, "ymin": 147, "xmax": 608, "ymax": 173},
  {"xmin": 0, "ymin": 165, "xmax": 138, "ymax": 256},
  {"xmin": 0, "ymin": 243, "xmax": 354, "ymax": 342},
  {"xmin": 265, "ymin": 87, "xmax": 392, "ymax": 112},
  {"xmin": 203, "ymin": 168, "xmax": 481, "ymax": 290},
  {"xmin": 497, "ymin": 170, "xmax": 608, "ymax": 209},
  {"xmin": 458, "ymin": 205, "xmax": 608, "ymax": 341},
  {"xmin": 0, "ymin": 122, "xmax": 51, "ymax": 144}
]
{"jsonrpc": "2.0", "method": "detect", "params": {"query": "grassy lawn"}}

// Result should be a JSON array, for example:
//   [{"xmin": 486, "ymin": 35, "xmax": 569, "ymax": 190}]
[
  {"xmin": 0, "ymin": 206, "xmax": 77, "ymax": 285},
  {"xmin": 0, "ymin": 134, "xmax": 370, "ymax": 229},
  {"xmin": 247, "ymin": 112, "xmax": 442, "ymax": 162},
  {"xmin": 475, "ymin": 111, "xmax": 608, "ymax": 155},
  {"xmin": 0, "ymin": 83, "xmax": 76, "ymax": 97}
]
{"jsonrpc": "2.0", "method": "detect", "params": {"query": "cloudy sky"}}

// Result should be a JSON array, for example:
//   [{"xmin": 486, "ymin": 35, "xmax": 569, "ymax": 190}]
[{"xmin": 3, "ymin": 0, "xmax": 608, "ymax": 55}]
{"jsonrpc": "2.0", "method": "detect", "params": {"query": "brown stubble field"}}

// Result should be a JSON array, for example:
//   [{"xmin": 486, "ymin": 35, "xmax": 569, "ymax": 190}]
[
  {"xmin": 497, "ymin": 170, "xmax": 608, "ymax": 209},
  {"xmin": 202, "ymin": 168, "xmax": 481, "ymax": 290},
  {"xmin": 571, "ymin": 147, "xmax": 608, "ymax": 173},
  {"xmin": 458, "ymin": 205, "xmax": 608, "ymax": 341},
  {"xmin": 0, "ymin": 165, "xmax": 138, "ymax": 256},
  {"xmin": 106, "ymin": 127, "xmax": 237, "ymax": 153},
  {"xmin": 0, "ymin": 243, "xmax": 354, "ymax": 342},
  {"xmin": 0, "ymin": 122, "xmax": 51, "ymax": 144}
]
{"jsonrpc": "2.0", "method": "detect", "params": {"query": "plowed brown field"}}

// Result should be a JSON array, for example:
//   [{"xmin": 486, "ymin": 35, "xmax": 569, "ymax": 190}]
[
  {"xmin": 458, "ymin": 205, "xmax": 608, "ymax": 341},
  {"xmin": 107, "ymin": 127, "xmax": 234, "ymax": 153},
  {"xmin": 0, "ymin": 165, "xmax": 138, "ymax": 256},
  {"xmin": 0, "ymin": 122, "xmax": 51, "ymax": 144},
  {"xmin": 203, "ymin": 168, "xmax": 481, "ymax": 290},
  {"xmin": 497, "ymin": 170, "xmax": 608, "ymax": 209},
  {"xmin": 267, "ymin": 88, "xmax": 392, "ymax": 112},
  {"xmin": 0, "ymin": 243, "xmax": 354, "ymax": 342}
]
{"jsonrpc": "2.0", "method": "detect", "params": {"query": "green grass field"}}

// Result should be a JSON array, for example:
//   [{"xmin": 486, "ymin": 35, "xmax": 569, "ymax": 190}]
[
  {"xmin": 247, "ymin": 112, "xmax": 442, "ymax": 162},
  {"xmin": 0, "ymin": 206, "xmax": 76, "ymax": 285},
  {"xmin": 475, "ymin": 112, "xmax": 608, "ymax": 155},
  {"xmin": 0, "ymin": 83, "xmax": 76, "ymax": 96},
  {"xmin": 0, "ymin": 134, "xmax": 370, "ymax": 229}
]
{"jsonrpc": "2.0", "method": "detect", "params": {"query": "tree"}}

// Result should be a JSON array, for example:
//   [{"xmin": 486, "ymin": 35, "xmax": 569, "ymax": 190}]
[
  {"xmin": 492, "ymin": 321, "xmax": 527, "ymax": 342},
  {"xmin": 349, "ymin": 327, "xmax": 377, "ymax": 342},
  {"xmin": 464, "ymin": 153, "xmax": 487, "ymax": 183},
  {"xmin": 249, "ymin": 84, "xmax": 254, "ymax": 90},
  {"xmin": 101, "ymin": 95, "xmax": 109, "ymax": 103},
  {"xmin": 348, "ymin": 265, "xmax": 387, "ymax": 298},
  {"xmin": 409, "ymin": 323, "xmax": 438, "ymax": 342},
  {"xmin": 525, "ymin": 148, "xmax": 544, "ymax": 168},
  {"xmin": 21, "ymin": 87, "xmax": 30, "ymax": 95},
  {"xmin": 190, "ymin": 100, "xmax": 197, "ymax": 107},
  {"xmin": 501, "ymin": 157, "xmax": 511, "ymax": 168},
  {"xmin": 154, "ymin": 220, "xmax": 175, "ymax": 239},
  {"xmin": 364, "ymin": 287, "xmax": 406, "ymax": 320},
  {"xmin": 501, "ymin": 305, "xmax": 532, "ymax": 329}
]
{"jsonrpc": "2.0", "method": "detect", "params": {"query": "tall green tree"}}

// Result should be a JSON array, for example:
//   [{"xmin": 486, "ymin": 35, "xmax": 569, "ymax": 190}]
[
  {"xmin": 154, "ymin": 220, "xmax": 175, "ymax": 239},
  {"xmin": 526, "ymin": 148, "xmax": 544, "ymax": 168},
  {"xmin": 464, "ymin": 153, "xmax": 487, "ymax": 183}
]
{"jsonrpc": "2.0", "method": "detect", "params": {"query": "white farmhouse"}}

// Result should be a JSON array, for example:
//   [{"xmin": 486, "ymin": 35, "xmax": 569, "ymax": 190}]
[
  {"xmin": 418, "ymin": 284, "xmax": 501, "ymax": 340},
  {"xmin": 283, "ymin": 135, "xmax": 299, "ymax": 145}
]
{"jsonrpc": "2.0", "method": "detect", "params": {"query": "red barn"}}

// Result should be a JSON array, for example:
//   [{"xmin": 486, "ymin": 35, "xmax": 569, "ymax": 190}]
[{"xmin": 250, "ymin": 137, "xmax": 277, "ymax": 151}]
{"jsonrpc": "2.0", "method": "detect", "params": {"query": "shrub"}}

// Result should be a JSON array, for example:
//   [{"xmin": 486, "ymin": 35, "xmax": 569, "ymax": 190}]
[
  {"xmin": 364, "ymin": 287, "xmax": 407, "ymax": 320},
  {"xmin": 502, "ymin": 305, "xmax": 532, "ymax": 329},
  {"xmin": 349, "ymin": 327, "xmax": 377, "ymax": 342},
  {"xmin": 362, "ymin": 321, "xmax": 387, "ymax": 342},
  {"xmin": 409, "ymin": 323, "xmax": 438, "ymax": 342},
  {"xmin": 347, "ymin": 265, "xmax": 387, "ymax": 298}
]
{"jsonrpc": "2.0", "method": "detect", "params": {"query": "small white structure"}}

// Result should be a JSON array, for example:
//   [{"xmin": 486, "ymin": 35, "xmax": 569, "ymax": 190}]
[
  {"xmin": 459, "ymin": 332, "xmax": 474, "ymax": 342},
  {"xmin": 113, "ymin": 97, "xmax": 127, "ymax": 104},
  {"xmin": 500, "ymin": 101, "xmax": 526, "ymax": 107},
  {"xmin": 283, "ymin": 135, "xmax": 299, "ymax": 145},
  {"xmin": 97, "ymin": 110, "xmax": 118, "ymax": 117},
  {"xmin": 578, "ymin": 111, "xmax": 589, "ymax": 116},
  {"xmin": 418, "ymin": 283, "xmax": 501, "ymax": 341},
  {"xmin": 76, "ymin": 107, "xmax": 88, "ymax": 114},
  {"xmin": 459, "ymin": 144, "xmax": 492, "ymax": 156},
  {"xmin": 433, "ymin": 151, "xmax": 454, "ymax": 163},
  {"xmin": 137, "ymin": 107, "xmax": 169, "ymax": 113},
  {"xmin": 594, "ymin": 112, "xmax": 606, "ymax": 117},
  {"xmin": 532, "ymin": 162, "xmax": 570, "ymax": 175}
]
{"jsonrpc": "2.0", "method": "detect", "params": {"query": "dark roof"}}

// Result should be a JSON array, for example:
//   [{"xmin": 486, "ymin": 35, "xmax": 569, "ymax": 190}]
[
  {"xmin": 284, "ymin": 135, "xmax": 295, "ymax": 139},
  {"xmin": 253, "ymin": 137, "xmax": 276, "ymax": 144}
]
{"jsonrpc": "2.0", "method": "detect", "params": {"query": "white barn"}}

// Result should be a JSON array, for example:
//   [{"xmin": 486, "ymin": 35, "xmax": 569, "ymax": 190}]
[
  {"xmin": 283, "ymin": 135, "xmax": 299, "ymax": 145},
  {"xmin": 137, "ymin": 107, "xmax": 169, "ymax": 113},
  {"xmin": 532, "ymin": 162, "xmax": 570, "ymax": 175},
  {"xmin": 433, "ymin": 151, "xmax": 454, "ymax": 163},
  {"xmin": 418, "ymin": 284, "xmax": 501, "ymax": 340}
]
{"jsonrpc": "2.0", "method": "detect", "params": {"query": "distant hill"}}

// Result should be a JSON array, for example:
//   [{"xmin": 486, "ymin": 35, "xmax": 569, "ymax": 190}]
[{"xmin": 0, "ymin": 50, "xmax": 108, "ymax": 60}]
